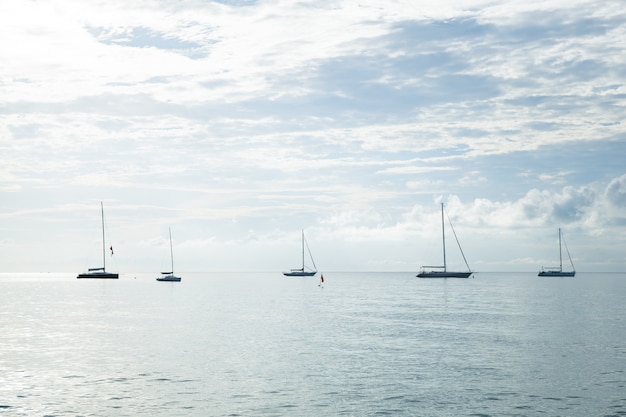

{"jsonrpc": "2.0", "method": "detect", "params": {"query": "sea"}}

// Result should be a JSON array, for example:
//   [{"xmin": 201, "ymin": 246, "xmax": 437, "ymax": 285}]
[{"xmin": 1, "ymin": 271, "xmax": 625, "ymax": 417}]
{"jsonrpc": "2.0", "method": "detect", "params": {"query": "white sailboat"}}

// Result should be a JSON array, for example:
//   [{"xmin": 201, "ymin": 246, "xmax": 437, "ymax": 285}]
[
  {"xmin": 77, "ymin": 202, "xmax": 119, "ymax": 279},
  {"xmin": 417, "ymin": 202, "xmax": 473, "ymax": 278},
  {"xmin": 157, "ymin": 227, "xmax": 182, "ymax": 282},
  {"xmin": 283, "ymin": 229, "xmax": 317, "ymax": 277},
  {"xmin": 538, "ymin": 228, "xmax": 575, "ymax": 277}
]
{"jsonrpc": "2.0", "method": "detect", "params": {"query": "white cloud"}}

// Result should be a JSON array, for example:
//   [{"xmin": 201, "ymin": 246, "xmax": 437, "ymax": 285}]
[
  {"xmin": 1, "ymin": 0, "xmax": 625, "ymax": 272},
  {"xmin": 605, "ymin": 174, "xmax": 626, "ymax": 208}
]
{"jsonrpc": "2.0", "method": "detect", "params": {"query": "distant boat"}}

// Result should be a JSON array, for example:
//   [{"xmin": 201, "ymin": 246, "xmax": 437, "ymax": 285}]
[
  {"xmin": 77, "ymin": 202, "xmax": 119, "ymax": 279},
  {"xmin": 538, "ymin": 228, "xmax": 575, "ymax": 277},
  {"xmin": 157, "ymin": 227, "xmax": 182, "ymax": 282},
  {"xmin": 283, "ymin": 229, "xmax": 317, "ymax": 277},
  {"xmin": 417, "ymin": 203, "xmax": 473, "ymax": 278}
]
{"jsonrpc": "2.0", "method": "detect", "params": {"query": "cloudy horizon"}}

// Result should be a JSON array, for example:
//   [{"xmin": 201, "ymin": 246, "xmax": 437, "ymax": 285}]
[{"xmin": 1, "ymin": 0, "xmax": 625, "ymax": 273}]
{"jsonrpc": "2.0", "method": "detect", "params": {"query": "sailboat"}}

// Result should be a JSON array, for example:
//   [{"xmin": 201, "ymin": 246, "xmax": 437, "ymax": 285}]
[
  {"xmin": 538, "ymin": 228, "xmax": 575, "ymax": 277},
  {"xmin": 417, "ymin": 202, "xmax": 473, "ymax": 278},
  {"xmin": 157, "ymin": 227, "xmax": 182, "ymax": 282},
  {"xmin": 283, "ymin": 229, "xmax": 317, "ymax": 276},
  {"xmin": 77, "ymin": 202, "xmax": 119, "ymax": 279}
]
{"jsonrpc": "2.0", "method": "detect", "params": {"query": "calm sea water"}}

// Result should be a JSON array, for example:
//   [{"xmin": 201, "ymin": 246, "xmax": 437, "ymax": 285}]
[{"xmin": 1, "ymin": 271, "xmax": 625, "ymax": 416}]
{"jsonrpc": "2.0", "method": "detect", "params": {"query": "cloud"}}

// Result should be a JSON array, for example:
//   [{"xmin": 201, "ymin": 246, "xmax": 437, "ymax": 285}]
[
  {"xmin": 605, "ymin": 173, "xmax": 626, "ymax": 207},
  {"xmin": 1, "ymin": 1, "xmax": 626, "ymax": 272}
]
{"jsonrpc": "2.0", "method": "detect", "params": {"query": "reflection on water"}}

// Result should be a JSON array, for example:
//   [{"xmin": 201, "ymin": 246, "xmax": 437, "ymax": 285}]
[{"xmin": 1, "ymin": 272, "xmax": 625, "ymax": 416}]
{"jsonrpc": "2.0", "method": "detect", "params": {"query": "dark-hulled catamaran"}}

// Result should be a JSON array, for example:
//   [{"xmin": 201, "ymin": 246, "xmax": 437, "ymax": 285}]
[{"xmin": 77, "ymin": 202, "xmax": 118, "ymax": 279}]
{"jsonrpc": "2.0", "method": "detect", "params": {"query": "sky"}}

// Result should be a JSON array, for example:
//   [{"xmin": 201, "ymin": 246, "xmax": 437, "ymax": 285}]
[{"xmin": 1, "ymin": 0, "xmax": 625, "ymax": 273}]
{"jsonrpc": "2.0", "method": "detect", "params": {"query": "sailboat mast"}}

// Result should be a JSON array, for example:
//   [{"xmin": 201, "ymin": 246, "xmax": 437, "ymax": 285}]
[
  {"xmin": 169, "ymin": 227, "xmax": 174, "ymax": 274},
  {"xmin": 301, "ymin": 229, "xmax": 305, "ymax": 270},
  {"xmin": 562, "ymin": 230, "xmax": 575, "ymax": 272},
  {"xmin": 558, "ymin": 227, "xmax": 563, "ymax": 272},
  {"xmin": 441, "ymin": 203, "xmax": 447, "ymax": 272},
  {"xmin": 101, "ymin": 201, "xmax": 106, "ymax": 271}
]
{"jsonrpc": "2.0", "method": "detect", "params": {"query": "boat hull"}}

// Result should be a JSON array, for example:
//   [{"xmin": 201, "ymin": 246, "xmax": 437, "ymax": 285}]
[
  {"xmin": 417, "ymin": 271, "xmax": 472, "ymax": 278},
  {"xmin": 78, "ymin": 203, "xmax": 117, "ymax": 280},
  {"xmin": 77, "ymin": 272, "xmax": 119, "ymax": 279},
  {"xmin": 417, "ymin": 203, "xmax": 473, "ymax": 280},
  {"xmin": 283, "ymin": 271, "xmax": 317, "ymax": 277},
  {"xmin": 538, "ymin": 271, "xmax": 575, "ymax": 277},
  {"xmin": 538, "ymin": 228, "xmax": 576, "ymax": 277},
  {"xmin": 157, "ymin": 275, "xmax": 182, "ymax": 282}
]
